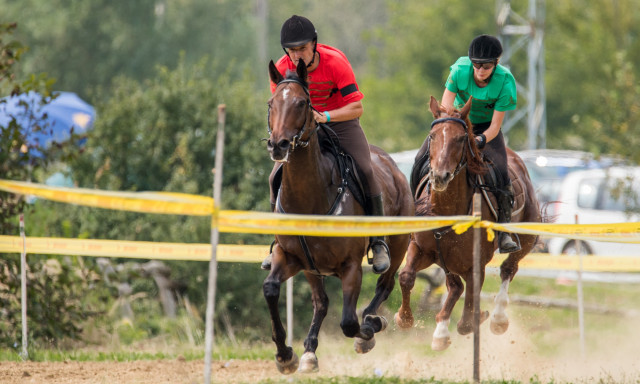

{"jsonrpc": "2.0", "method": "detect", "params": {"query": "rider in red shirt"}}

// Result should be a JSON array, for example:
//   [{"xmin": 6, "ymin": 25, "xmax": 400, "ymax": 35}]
[{"xmin": 262, "ymin": 15, "xmax": 390, "ymax": 274}]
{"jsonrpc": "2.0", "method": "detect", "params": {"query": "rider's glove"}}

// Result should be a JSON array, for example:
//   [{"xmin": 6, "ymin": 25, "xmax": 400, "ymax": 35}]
[{"xmin": 475, "ymin": 134, "xmax": 486, "ymax": 149}]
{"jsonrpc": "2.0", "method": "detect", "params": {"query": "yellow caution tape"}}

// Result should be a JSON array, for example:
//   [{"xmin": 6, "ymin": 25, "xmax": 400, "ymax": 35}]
[
  {"xmin": 2, "ymin": 179, "xmax": 640, "ymax": 241},
  {"xmin": 0, "ymin": 179, "xmax": 213, "ymax": 216},
  {"xmin": 218, "ymin": 210, "xmax": 473, "ymax": 236},
  {"xmin": 0, "ymin": 236, "xmax": 261, "ymax": 263},
  {"xmin": 488, "ymin": 252, "xmax": 640, "ymax": 272},
  {"xmin": 2, "ymin": 236, "xmax": 640, "ymax": 272},
  {"xmin": 487, "ymin": 221, "xmax": 640, "ymax": 243}
]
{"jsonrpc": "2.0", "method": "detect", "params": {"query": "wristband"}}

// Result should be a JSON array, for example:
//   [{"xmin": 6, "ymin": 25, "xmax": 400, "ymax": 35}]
[{"xmin": 323, "ymin": 111, "xmax": 331, "ymax": 123}]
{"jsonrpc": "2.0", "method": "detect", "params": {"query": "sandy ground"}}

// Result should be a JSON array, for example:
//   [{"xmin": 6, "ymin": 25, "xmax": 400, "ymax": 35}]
[{"xmin": 2, "ymin": 317, "xmax": 639, "ymax": 384}]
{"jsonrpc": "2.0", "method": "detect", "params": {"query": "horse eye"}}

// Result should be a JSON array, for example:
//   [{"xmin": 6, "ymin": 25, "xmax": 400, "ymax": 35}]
[{"xmin": 296, "ymin": 99, "xmax": 306, "ymax": 109}]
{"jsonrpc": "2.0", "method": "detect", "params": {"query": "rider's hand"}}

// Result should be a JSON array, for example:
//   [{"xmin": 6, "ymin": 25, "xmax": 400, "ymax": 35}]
[
  {"xmin": 313, "ymin": 110, "xmax": 328, "ymax": 123},
  {"xmin": 474, "ymin": 134, "xmax": 486, "ymax": 149}
]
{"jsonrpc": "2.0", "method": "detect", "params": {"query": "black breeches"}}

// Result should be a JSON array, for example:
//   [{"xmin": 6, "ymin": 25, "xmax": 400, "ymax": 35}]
[{"xmin": 473, "ymin": 123, "xmax": 510, "ymax": 187}]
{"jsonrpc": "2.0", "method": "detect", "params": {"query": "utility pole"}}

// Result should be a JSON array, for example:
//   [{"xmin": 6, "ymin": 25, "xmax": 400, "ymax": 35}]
[{"xmin": 496, "ymin": 0, "xmax": 546, "ymax": 149}]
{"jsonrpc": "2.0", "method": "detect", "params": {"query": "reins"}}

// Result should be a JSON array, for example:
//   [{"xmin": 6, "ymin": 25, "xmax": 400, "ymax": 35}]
[
  {"xmin": 428, "ymin": 116, "xmax": 477, "ymax": 275},
  {"xmin": 269, "ymin": 77, "xmax": 351, "ymax": 276}
]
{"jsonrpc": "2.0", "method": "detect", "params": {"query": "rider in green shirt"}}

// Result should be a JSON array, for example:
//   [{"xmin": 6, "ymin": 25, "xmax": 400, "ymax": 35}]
[{"xmin": 443, "ymin": 35, "xmax": 520, "ymax": 253}]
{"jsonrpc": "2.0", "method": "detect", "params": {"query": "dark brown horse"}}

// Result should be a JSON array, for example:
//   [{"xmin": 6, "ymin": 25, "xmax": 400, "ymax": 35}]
[
  {"xmin": 395, "ymin": 96, "xmax": 541, "ymax": 350},
  {"xmin": 264, "ymin": 59, "xmax": 414, "ymax": 373}
]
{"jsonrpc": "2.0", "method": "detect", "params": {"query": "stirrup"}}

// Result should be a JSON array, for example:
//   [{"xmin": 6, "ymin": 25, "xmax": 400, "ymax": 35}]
[
  {"xmin": 261, "ymin": 240, "xmax": 276, "ymax": 270},
  {"xmin": 498, "ymin": 232, "xmax": 521, "ymax": 254},
  {"xmin": 367, "ymin": 239, "xmax": 390, "ymax": 274}
]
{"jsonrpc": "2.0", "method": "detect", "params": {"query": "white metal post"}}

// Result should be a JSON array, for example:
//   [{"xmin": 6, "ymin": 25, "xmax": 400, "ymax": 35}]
[
  {"xmin": 20, "ymin": 214, "xmax": 28, "ymax": 360},
  {"xmin": 204, "ymin": 104, "xmax": 226, "ymax": 384}
]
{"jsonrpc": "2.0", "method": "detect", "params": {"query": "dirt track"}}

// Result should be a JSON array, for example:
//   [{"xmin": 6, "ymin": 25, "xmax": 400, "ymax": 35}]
[{"xmin": 2, "ymin": 318, "xmax": 639, "ymax": 383}]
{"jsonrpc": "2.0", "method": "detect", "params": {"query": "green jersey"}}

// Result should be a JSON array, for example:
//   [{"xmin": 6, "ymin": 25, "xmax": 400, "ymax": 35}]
[{"xmin": 444, "ymin": 56, "xmax": 517, "ymax": 124}]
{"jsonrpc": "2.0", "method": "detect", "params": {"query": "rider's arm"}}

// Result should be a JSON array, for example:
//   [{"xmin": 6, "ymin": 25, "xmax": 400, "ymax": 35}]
[
  {"xmin": 441, "ymin": 89, "xmax": 456, "ymax": 111},
  {"xmin": 484, "ymin": 110, "xmax": 505, "ymax": 143},
  {"xmin": 313, "ymin": 100, "xmax": 363, "ymax": 123}
]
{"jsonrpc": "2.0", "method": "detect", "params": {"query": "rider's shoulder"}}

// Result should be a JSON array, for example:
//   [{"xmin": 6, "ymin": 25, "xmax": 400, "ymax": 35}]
[{"xmin": 317, "ymin": 44, "xmax": 351, "ymax": 63}]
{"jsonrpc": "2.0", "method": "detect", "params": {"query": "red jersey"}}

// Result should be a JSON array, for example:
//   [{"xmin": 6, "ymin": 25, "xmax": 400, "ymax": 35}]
[{"xmin": 270, "ymin": 44, "xmax": 364, "ymax": 112}]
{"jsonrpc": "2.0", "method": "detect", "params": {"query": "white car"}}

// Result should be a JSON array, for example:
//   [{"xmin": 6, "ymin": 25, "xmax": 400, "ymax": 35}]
[{"xmin": 547, "ymin": 167, "xmax": 640, "ymax": 256}]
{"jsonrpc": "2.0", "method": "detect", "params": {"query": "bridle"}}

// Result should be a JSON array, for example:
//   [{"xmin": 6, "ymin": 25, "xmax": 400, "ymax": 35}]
[
  {"xmin": 428, "ymin": 116, "xmax": 477, "ymax": 276},
  {"xmin": 267, "ymin": 78, "xmax": 319, "ymax": 150},
  {"xmin": 429, "ymin": 117, "xmax": 476, "ymax": 178}
]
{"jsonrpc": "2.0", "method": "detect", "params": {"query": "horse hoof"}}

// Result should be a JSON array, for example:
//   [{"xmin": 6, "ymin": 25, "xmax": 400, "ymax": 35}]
[
  {"xmin": 364, "ymin": 314, "xmax": 388, "ymax": 333},
  {"xmin": 431, "ymin": 336, "xmax": 451, "ymax": 351},
  {"xmin": 490, "ymin": 314, "xmax": 509, "ymax": 335},
  {"xmin": 394, "ymin": 312, "xmax": 414, "ymax": 329},
  {"xmin": 298, "ymin": 352, "xmax": 319, "ymax": 373},
  {"xmin": 275, "ymin": 350, "xmax": 299, "ymax": 375},
  {"xmin": 354, "ymin": 336, "xmax": 376, "ymax": 354}
]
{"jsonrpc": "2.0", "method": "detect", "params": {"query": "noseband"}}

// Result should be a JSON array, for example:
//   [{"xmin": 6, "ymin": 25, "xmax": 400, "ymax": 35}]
[{"xmin": 267, "ymin": 78, "xmax": 318, "ymax": 150}]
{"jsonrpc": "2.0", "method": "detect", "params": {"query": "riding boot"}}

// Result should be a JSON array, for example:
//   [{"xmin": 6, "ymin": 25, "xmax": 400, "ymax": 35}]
[
  {"xmin": 497, "ymin": 183, "xmax": 521, "ymax": 253},
  {"xmin": 367, "ymin": 193, "xmax": 391, "ymax": 274},
  {"xmin": 261, "ymin": 202, "xmax": 277, "ymax": 271}
]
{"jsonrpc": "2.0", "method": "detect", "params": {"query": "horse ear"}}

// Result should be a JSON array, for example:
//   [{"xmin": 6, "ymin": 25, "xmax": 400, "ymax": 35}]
[
  {"xmin": 269, "ymin": 60, "xmax": 284, "ymax": 84},
  {"xmin": 429, "ymin": 96, "xmax": 441, "ymax": 118},
  {"xmin": 460, "ymin": 96, "xmax": 472, "ymax": 120},
  {"xmin": 296, "ymin": 59, "xmax": 308, "ymax": 82}
]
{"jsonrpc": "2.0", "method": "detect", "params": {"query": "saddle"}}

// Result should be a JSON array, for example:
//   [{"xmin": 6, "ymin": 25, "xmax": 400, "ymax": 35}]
[
  {"xmin": 410, "ymin": 154, "xmax": 525, "ymax": 221},
  {"xmin": 271, "ymin": 124, "xmax": 368, "ymax": 214}
]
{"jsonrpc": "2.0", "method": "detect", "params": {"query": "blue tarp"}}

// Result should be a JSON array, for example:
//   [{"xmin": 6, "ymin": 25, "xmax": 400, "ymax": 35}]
[{"xmin": 0, "ymin": 91, "xmax": 96, "ymax": 156}]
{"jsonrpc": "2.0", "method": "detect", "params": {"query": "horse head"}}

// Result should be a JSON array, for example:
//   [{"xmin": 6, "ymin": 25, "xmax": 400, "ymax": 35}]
[
  {"xmin": 266, "ymin": 59, "xmax": 317, "ymax": 163},
  {"xmin": 426, "ymin": 96, "xmax": 483, "ymax": 191}
]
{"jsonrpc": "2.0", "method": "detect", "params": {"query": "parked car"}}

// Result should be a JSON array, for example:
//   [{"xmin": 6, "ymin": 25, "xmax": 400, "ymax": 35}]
[
  {"xmin": 546, "ymin": 167, "xmax": 640, "ymax": 256},
  {"xmin": 517, "ymin": 149, "xmax": 623, "ymax": 205}
]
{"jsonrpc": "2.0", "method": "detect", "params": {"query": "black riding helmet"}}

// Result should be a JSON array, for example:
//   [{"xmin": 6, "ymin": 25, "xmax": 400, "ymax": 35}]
[
  {"xmin": 468, "ymin": 34, "xmax": 503, "ymax": 63},
  {"xmin": 280, "ymin": 15, "xmax": 317, "ymax": 48}
]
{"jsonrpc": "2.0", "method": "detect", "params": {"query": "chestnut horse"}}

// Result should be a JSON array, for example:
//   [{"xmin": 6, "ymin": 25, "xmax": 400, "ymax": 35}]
[
  {"xmin": 395, "ymin": 96, "xmax": 541, "ymax": 350},
  {"xmin": 264, "ymin": 59, "xmax": 414, "ymax": 374}
]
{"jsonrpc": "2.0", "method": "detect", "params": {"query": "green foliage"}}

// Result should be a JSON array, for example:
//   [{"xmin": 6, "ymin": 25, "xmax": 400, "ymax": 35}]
[
  {"xmin": 0, "ymin": 254, "xmax": 107, "ymax": 348},
  {"xmin": 4, "ymin": 0, "xmax": 262, "ymax": 99},
  {"xmin": 545, "ymin": 0, "xmax": 640, "ymax": 157},
  {"xmin": 0, "ymin": 22, "xmax": 83, "ymax": 234},
  {"xmin": 359, "ymin": 0, "xmax": 500, "ymax": 152}
]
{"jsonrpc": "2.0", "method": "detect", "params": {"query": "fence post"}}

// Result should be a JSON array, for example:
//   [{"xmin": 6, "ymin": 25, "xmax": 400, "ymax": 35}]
[
  {"xmin": 20, "ymin": 213, "xmax": 28, "ymax": 360},
  {"xmin": 472, "ymin": 192, "xmax": 482, "ymax": 383},
  {"xmin": 575, "ymin": 214, "xmax": 586, "ymax": 358},
  {"xmin": 204, "ymin": 104, "xmax": 226, "ymax": 384}
]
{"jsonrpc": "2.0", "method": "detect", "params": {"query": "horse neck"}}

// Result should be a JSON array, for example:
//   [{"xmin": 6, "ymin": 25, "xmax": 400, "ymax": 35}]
[
  {"xmin": 430, "ymin": 169, "xmax": 474, "ymax": 215},
  {"xmin": 279, "ymin": 135, "xmax": 335, "ymax": 213}
]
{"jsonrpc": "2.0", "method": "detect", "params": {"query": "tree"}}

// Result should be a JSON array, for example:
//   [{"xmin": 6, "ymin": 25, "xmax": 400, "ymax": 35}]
[
  {"xmin": 27, "ymin": 56, "xmax": 275, "ymax": 325},
  {"xmin": 545, "ymin": 0, "xmax": 640, "ymax": 157}
]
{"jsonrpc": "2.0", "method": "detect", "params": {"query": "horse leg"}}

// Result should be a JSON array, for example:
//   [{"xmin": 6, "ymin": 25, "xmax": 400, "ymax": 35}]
[
  {"xmin": 395, "ymin": 239, "xmax": 432, "ymax": 329},
  {"xmin": 354, "ymin": 234, "xmax": 408, "ymax": 353},
  {"xmin": 263, "ymin": 246, "xmax": 301, "ymax": 374},
  {"xmin": 431, "ymin": 273, "xmax": 464, "ymax": 351},
  {"xmin": 338, "ymin": 262, "xmax": 374, "ymax": 347},
  {"xmin": 490, "ymin": 252, "xmax": 522, "ymax": 335},
  {"xmin": 297, "ymin": 272, "xmax": 329, "ymax": 373},
  {"xmin": 457, "ymin": 271, "xmax": 489, "ymax": 336}
]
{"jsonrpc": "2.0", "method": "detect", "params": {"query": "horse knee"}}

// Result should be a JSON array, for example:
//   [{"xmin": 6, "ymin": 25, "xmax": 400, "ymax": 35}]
[
  {"xmin": 263, "ymin": 279, "xmax": 280, "ymax": 301},
  {"xmin": 398, "ymin": 269, "xmax": 416, "ymax": 289}
]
